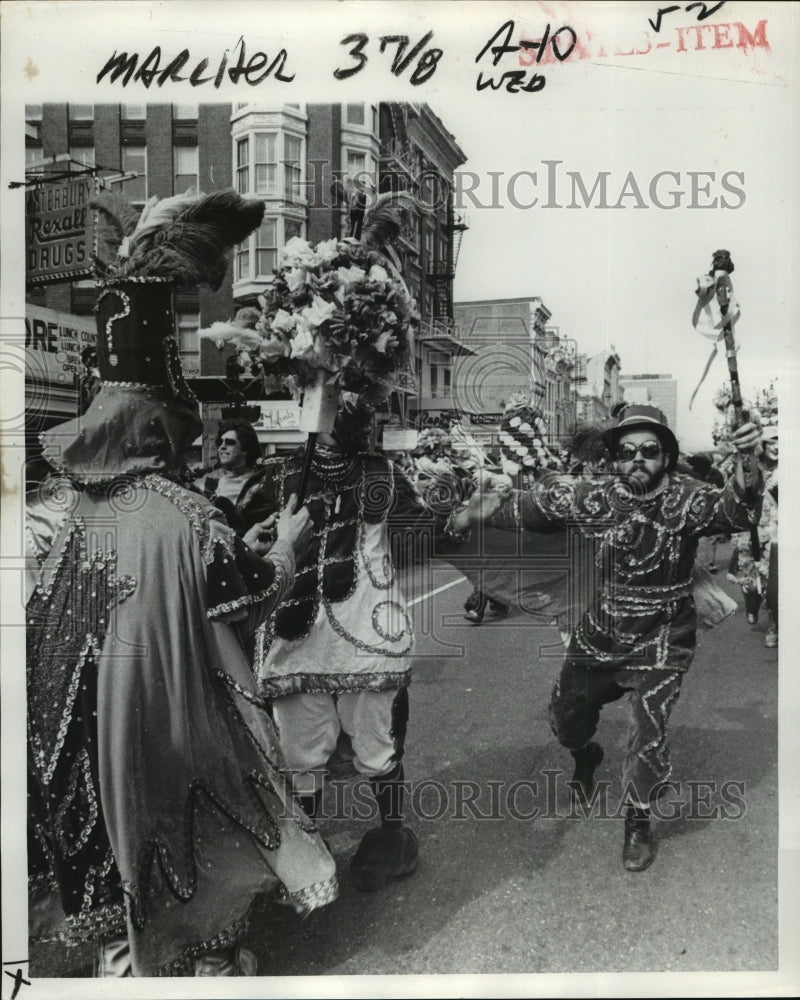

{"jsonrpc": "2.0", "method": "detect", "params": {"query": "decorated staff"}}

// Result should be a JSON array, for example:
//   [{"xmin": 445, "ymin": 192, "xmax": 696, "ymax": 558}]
[{"xmin": 691, "ymin": 250, "xmax": 759, "ymax": 557}]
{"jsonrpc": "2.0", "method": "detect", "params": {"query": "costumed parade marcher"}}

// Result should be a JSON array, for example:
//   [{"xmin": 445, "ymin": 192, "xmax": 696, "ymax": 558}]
[
  {"xmin": 457, "ymin": 397, "xmax": 575, "ymax": 631},
  {"xmin": 724, "ymin": 388, "xmax": 779, "ymax": 647},
  {"xmin": 207, "ymin": 194, "xmax": 462, "ymax": 891},
  {"xmin": 453, "ymin": 403, "xmax": 763, "ymax": 872},
  {"xmin": 25, "ymin": 190, "xmax": 337, "ymax": 977}
]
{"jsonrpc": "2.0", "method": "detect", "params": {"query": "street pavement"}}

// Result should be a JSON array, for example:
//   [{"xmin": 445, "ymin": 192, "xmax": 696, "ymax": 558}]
[{"xmin": 31, "ymin": 543, "xmax": 780, "ymax": 981}]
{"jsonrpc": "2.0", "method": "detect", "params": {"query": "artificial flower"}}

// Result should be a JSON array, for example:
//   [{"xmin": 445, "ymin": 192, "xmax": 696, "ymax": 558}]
[{"xmin": 302, "ymin": 295, "xmax": 338, "ymax": 329}]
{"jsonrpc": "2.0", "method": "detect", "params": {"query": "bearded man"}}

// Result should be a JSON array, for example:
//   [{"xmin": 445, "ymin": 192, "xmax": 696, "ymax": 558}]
[{"xmin": 453, "ymin": 404, "xmax": 763, "ymax": 872}]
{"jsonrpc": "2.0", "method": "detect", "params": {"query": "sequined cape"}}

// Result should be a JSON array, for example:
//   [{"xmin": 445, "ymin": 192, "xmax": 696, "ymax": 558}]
[
  {"xmin": 490, "ymin": 471, "xmax": 761, "ymax": 670},
  {"xmin": 250, "ymin": 451, "xmax": 457, "ymax": 697},
  {"xmin": 26, "ymin": 475, "xmax": 337, "ymax": 975}
]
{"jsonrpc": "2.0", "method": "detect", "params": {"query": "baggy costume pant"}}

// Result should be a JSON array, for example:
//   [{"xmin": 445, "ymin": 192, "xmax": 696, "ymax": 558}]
[
  {"xmin": 549, "ymin": 659, "xmax": 684, "ymax": 805},
  {"xmin": 272, "ymin": 689, "xmax": 406, "ymax": 795}
]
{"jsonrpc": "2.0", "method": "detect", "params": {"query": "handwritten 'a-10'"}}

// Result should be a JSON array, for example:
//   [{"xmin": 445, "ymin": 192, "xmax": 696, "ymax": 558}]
[{"xmin": 476, "ymin": 20, "xmax": 577, "ymax": 93}]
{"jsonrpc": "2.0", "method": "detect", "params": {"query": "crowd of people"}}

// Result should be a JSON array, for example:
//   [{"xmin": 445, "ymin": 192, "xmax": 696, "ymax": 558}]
[{"xmin": 23, "ymin": 188, "xmax": 777, "ymax": 978}]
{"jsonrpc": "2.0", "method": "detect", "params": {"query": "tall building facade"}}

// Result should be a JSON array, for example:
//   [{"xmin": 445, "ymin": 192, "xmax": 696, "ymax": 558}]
[
  {"xmin": 452, "ymin": 297, "xmax": 582, "ymax": 449},
  {"xmin": 24, "ymin": 102, "xmax": 467, "ymax": 457},
  {"xmin": 573, "ymin": 348, "xmax": 623, "ymax": 424},
  {"xmin": 619, "ymin": 373, "xmax": 678, "ymax": 430}
]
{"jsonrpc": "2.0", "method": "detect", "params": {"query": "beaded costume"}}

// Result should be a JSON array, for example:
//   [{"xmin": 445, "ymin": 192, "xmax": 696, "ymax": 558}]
[
  {"xmin": 490, "ymin": 468, "xmax": 761, "ymax": 801},
  {"xmin": 252, "ymin": 446, "xmax": 449, "ymax": 699},
  {"xmin": 27, "ymin": 257, "xmax": 337, "ymax": 975}
]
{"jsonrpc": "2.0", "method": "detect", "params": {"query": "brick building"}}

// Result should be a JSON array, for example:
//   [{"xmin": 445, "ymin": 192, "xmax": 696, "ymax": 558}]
[{"xmin": 24, "ymin": 102, "xmax": 468, "ymax": 459}]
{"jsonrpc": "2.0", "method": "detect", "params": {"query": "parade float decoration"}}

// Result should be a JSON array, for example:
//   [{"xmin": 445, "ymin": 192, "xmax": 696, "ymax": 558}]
[
  {"xmin": 496, "ymin": 398, "xmax": 554, "ymax": 479},
  {"xmin": 203, "ymin": 188, "xmax": 421, "ymax": 503}
]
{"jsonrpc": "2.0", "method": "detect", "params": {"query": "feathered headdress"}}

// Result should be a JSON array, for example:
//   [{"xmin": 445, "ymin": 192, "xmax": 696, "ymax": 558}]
[{"xmin": 89, "ymin": 188, "xmax": 265, "ymax": 289}]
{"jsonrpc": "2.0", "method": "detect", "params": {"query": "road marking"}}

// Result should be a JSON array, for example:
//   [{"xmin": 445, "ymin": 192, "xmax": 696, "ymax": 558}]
[{"xmin": 407, "ymin": 575, "xmax": 467, "ymax": 607}]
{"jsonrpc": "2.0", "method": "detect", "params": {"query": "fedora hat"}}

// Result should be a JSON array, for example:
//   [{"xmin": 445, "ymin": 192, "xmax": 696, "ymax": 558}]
[{"xmin": 603, "ymin": 404, "xmax": 679, "ymax": 469}]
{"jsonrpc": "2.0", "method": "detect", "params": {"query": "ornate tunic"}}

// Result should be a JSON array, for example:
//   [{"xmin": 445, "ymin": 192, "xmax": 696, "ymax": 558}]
[
  {"xmin": 490, "ymin": 471, "xmax": 761, "ymax": 670},
  {"xmin": 251, "ymin": 450, "xmax": 451, "ymax": 698},
  {"xmin": 26, "ymin": 474, "xmax": 337, "ymax": 976}
]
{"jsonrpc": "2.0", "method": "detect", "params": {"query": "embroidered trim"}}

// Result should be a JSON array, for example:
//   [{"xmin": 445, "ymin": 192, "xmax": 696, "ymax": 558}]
[
  {"xmin": 53, "ymin": 748, "xmax": 98, "ymax": 858},
  {"xmin": 324, "ymin": 597, "xmax": 413, "ymax": 657},
  {"xmin": 153, "ymin": 910, "xmax": 251, "ymax": 977},
  {"xmin": 207, "ymin": 580, "xmax": 281, "ymax": 620},
  {"xmin": 31, "ymin": 901, "xmax": 128, "ymax": 947},
  {"xmin": 278, "ymin": 873, "xmax": 339, "ymax": 914},
  {"xmin": 260, "ymin": 670, "xmax": 411, "ymax": 698}
]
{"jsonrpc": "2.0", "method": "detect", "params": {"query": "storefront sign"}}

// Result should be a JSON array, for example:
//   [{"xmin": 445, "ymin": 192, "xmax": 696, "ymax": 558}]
[
  {"xmin": 252, "ymin": 400, "xmax": 301, "ymax": 431},
  {"xmin": 25, "ymin": 305, "xmax": 96, "ymax": 387},
  {"xmin": 469, "ymin": 412, "xmax": 504, "ymax": 425},
  {"xmin": 382, "ymin": 428, "xmax": 419, "ymax": 451},
  {"xmin": 26, "ymin": 175, "xmax": 96, "ymax": 285}
]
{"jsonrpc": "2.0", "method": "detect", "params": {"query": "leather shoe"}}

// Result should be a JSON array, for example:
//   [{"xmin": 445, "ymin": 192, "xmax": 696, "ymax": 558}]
[
  {"xmin": 350, "ymin": 826, "xmax": 419, "ymax": 892},
  {"xmin": 623, "ymin": 808, "xmax": 655, "ymax": 872}
]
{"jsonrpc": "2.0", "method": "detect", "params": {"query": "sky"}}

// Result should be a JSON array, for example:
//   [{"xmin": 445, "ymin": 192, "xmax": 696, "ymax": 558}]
[{"xmin": 434, "ymin": 3, "xmax": 793, "ymax": 449}]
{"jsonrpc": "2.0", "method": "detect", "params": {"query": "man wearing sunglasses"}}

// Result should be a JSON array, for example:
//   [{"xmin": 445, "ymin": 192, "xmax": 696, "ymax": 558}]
[
  {"xmin": 196, "ymin": 418, "xmax": 269, "ymax": 534},
  {"xmin": 453, "ymin": 403, "xmax": 763, "ymax": 873}
]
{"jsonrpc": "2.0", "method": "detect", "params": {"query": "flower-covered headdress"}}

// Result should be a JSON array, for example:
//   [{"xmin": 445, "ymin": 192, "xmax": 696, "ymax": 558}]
[
  {"xmin": 202, "ymin": 192, "xmax": 421, "ymax": 417},
  {"xmin": 497, "ymin": 398, "xmax": 553, "ymax": 478}
]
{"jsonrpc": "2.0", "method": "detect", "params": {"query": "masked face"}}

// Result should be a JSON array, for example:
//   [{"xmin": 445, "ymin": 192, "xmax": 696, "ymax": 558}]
[{"xmin": 616, "ymin": 429, "xmax": 668, "ymax": 492}]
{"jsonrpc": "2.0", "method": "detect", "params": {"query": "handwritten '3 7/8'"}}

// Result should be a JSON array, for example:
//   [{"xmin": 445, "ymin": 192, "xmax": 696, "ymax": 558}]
[
  {"xmin": 334, "ymin": 31, "xmax": 443, "ymax": 84},
  {"xmin": 476, "ymin": 20, "xmax": 577, "ymax": 93}
]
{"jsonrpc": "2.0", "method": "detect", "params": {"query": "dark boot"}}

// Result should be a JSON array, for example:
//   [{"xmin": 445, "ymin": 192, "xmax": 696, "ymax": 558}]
[
  {"xmin": 569, "ymin": 741, "xmax": 604, "ymax": 798},
  {"xmin": 623, "ymin": 806, "xmax": 655, "ymax": 872},
  {"xmin": 744, "ymin": 590, "xmax": 761, "ymax": 625},
  {"xmin": 350, "ymin": 763, "xmax": 418, "ymax": 892}
]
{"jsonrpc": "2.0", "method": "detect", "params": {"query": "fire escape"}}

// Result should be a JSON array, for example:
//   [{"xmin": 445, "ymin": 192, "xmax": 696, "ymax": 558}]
[{"xmin": 427, "ymin": 206, "xmax": 468, "ymax": 331}]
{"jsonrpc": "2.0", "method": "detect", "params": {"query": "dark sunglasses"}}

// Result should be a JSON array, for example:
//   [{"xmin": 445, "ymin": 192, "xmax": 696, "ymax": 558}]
[
  {"xmin": 617, "ymin": 441, "xmax": 663, "ymax": 461},
  {"xmin": 216, "ymin": 436, "xmax": 240, "ymax": 447}
]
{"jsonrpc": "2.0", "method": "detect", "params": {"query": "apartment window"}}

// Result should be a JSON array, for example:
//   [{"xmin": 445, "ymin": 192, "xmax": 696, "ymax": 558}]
[
  {"xmin": 346, "ymin": 104, "xmax": 365, "ymax": 125},
  {"xmin": 235, "ymin": 240, "xmax": 250, "ymax": 281},
  {"xmin": 173, "ymin": 145, "xmax": 198, "ymax": 193},
  {"xmin": 120, "ymin": 145, "xmax": 147, "ymax": 203},
  {"xmin": 69, "ymin": 147, "xmax": 95, "ymax": 169},
  {"xmin": 177, "ymin": 311, "xmax": 200, "ymax": 376},
  {"xmin": 424, "ymin": 227, "xmax": 434, "ymax": 262},
  {"xmin": 254, "ymin": 133, "xmax": 278, "ymax": 195},
  {"xmin": 236, "ymin": 137, "xmax": 249, "ymax": 194},
  {"xmin": 430, "ymin": 365, "xmax": 438, "ymax": 397},
  {"xmin": 255, "ymin": 219, "xmax": 278, "ymax": 277},
  {"xmin": 121, "ymin": 105, "xmax": 146, "ymax": 120},
  {"xmin": 443, "ymin": 367, "xmax": 451, "ymax": 398},
  {"xmin": 284, "ymin": 218, "xmax": 304, "ymax": 242},
  {"xmin": 345, "ymin": 149, "xmax": 367, "ymax": 177},
  {"xmin": 26, "ymin": 104, "xmax": 42, "ymax": 121},
  {"xmin": 284, "ymin": 134, "xmax": 302, "ymax": 201},
  {"xmin": 69, "ymin": 104, "xmax": 94, "ymax": 120},
  {"xmin": 173, "ymin": 103, "xmax": 198, "ymax": 120}
]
